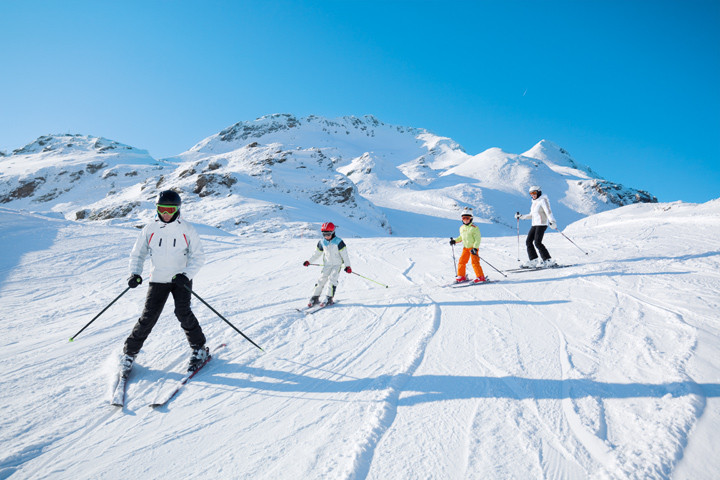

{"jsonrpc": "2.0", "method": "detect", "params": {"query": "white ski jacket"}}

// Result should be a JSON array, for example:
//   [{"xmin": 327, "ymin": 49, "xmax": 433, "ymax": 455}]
[
  {"xmin": 520, "ymin": 195, "xmax": 556, "ymax": 227},
  {"xmin": 308, "ymin": 236, "xmax": 351, "ymax": 267},
  {"xmin": 129, "ymin": 216, "xmax": 205, "ymax": 283}
]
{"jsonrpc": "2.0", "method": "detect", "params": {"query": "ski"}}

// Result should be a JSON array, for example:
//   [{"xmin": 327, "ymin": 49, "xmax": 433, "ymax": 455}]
[
  {"xmin": 447, "ymin": 279, "xmax": 498, "ymax": 288},
  {"xmin": 505, "ymin": 264, "xmax": 575, "ymax": 274},
  {"xmin": 110, "ymin": 369, "xmax": 131, "ymax": 407},
  {"xmin": 296, "ymin": 300, "xmax": 336, "ymax": 315},
  {"xmin": 149, "ymin": 343, "xmax": 226, "ymax": 408}
]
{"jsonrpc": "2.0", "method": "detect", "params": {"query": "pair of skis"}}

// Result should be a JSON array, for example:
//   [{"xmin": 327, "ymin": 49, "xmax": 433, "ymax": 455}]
[
  {"xmin": 504, "ymin": 264, "xmax": 574, "ymax": 274},
  {"xmin": 296, "ymin": 299, "xmax": 336, "ymax": 315},
  {"xmin": 445, "ymin": 278, "xmax": 497, "ymax": 288},
  {"xmin": 111, "ymin": 343, "xmax": 225, "ymax": 408}
]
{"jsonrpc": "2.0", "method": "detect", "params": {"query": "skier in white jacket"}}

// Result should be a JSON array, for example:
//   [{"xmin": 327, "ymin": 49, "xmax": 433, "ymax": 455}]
[
  {"xmin": 303, "ymin": 222, "xmax": 352, "ymax": 307},
  {"xmin": 121, "ymin": 190, "xmax": 209, "ymax": 373},
  {"xmin": 515, "ymin": 185, "xmax": 558, "ymax": 268}
]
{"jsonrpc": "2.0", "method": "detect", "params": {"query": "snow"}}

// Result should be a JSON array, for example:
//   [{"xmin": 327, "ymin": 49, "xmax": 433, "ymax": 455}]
[{"xmin": 1, "ymin": 196, "xmax": 719, "ymax": 479}]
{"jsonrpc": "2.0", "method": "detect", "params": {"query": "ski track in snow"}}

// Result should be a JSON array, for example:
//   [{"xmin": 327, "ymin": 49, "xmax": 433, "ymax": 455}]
[{"xmin": 1, "ymin": 202, "xmax": 719, "ymax": 479}]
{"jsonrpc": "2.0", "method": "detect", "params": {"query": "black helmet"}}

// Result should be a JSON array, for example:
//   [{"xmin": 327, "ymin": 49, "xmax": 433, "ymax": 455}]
[
  {"xmin": 156, "ymin": 190, "xmax": 181, "ymax": 223},
  {"xmin": 157, "ymin": 190, "xmax": 182, "ymax": 206}
]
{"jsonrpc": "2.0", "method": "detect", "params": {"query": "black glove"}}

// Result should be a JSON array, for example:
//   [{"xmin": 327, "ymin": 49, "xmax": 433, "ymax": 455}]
[
  {"xmin": 470, "ymin": 248, "xmax": 478, "ymax": 255},
  {"xmin": 128, "ymin": 274, "xmax": 142, "ymax": 288},
  {"xmin": 345, "ymin": 266, "xmax": 352, "ymax": 274},
  {"xmin": 449, "ymin": 238, "xmax": 456, "ymax": 246},
  {"xmin": 303, "ymin": 260, "xmax": 310, "ymax": 267},
  {"xmin": 172, "ymin": 273, "xmax": 191, "ymax": 288}
]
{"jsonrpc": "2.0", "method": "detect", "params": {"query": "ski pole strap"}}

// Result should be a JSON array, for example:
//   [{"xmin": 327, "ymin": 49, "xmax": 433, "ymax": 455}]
[
  {"xmin": 69, "ymin": 286, "xmax": 132, "ymax": 342},
  {"xmin": 184, "ymin": 286, "xmax": 265, "ymax": 352},
  {"xmin": 351, "ymin": 271, "xmax": 389, "ymax": 288}
]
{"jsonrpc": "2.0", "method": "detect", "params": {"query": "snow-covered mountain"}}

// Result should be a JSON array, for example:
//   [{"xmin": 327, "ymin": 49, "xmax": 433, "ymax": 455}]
[{"xmin": 0, "ymin": 115, "xmax": 656, "ymax": 236}]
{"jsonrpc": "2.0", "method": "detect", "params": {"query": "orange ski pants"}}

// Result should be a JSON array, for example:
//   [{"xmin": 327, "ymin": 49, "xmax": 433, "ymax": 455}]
[{"xmin": 458, "ymin": 248, "xmax": 485, "ymax": 278}]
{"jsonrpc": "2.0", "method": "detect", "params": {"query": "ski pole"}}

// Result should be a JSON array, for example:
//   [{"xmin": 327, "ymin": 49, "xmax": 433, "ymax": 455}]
[
  {"xmin": 352, "ymin": 271, "xmax": 389, "ymax": 288},
  {"xmin": 475, "ymin": 253, "xmax": 508, "ymax": 277},
  {"xmin": 450, "ymin": 239, "xmax": 457, "ymax": 275},
  {"xmin": 551, "ymin": 227, "xmax": 589, "ymax": 255},
  {"xmin": 69, "ymin": 286, "xmax": 132, "ymax": 342},
  {"xmin": 184, "ymin": 285, "xmax": 265, "ymax": 352},
  {"xmin": 516, "ymin": 213, "xmax": 521, "ymax": 262}
]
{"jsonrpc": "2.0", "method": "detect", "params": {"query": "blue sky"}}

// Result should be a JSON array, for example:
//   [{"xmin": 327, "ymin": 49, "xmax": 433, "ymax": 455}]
[{"xmin": 1, "ymin": 0, "xmax": 718, "ymax": 203}]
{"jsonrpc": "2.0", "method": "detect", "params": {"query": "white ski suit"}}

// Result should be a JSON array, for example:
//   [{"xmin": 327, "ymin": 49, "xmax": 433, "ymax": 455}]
[
  {"xmin": 129, "ymin": 217, "xmax": 205, "ymax": 283},
  {"xmin": 308, "ymin": 235, "xmax": 351, "ymax": 298}
]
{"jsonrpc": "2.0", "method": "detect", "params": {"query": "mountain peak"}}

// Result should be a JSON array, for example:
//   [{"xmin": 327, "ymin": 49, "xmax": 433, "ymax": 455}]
[
  {"xmin": 523, "ymin": 139, "xmax": 597, "ymax": 177},
  {"xmin": 12, "ymin": 134, "xmax": 147, "ymax": 157}
]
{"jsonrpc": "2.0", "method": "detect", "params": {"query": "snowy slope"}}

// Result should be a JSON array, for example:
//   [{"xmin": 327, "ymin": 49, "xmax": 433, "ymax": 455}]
[
  {"xmin": 0, "ymin": 115, "xmax": 656, "ymax": 237},
  {"xmin": 1, "ymin": 198, "xmax": 718, "ymax": 479}
]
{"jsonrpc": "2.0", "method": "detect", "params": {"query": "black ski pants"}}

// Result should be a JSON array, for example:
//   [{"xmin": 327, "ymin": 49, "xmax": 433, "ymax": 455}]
[
  {"xmin": 526, "ymin": 225, "xmax": 551, "ymax": 261},
  {"xmin": 124, "ymin": 281, "xmax": 206, "ymax": 356}
]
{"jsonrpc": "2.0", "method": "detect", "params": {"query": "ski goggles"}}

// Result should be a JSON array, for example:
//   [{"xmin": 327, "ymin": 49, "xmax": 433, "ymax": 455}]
[
  {"xmin": 322, "ymin": 231, "xmax": 333, "ymax": 236},
  {"xmin": 157, "ymin": 204, "xmax": 179, "ymax": 215}
]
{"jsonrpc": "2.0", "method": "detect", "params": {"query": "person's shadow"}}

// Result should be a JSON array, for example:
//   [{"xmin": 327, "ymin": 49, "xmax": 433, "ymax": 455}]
[{"xmin": 201, "ymin": 359, "xmax": 720, "ymax": 405}]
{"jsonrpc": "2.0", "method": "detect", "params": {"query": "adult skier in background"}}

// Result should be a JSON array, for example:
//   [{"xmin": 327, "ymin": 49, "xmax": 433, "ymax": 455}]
[
  {"xmin": 303, "ymin": 222, "xmax": 352, "ymax": 307},
  {"xmin": 120, "ymin": 190, "xmax": 209, "ymax": 373},
  {"xmin": 449, "ymin": 207, "xmax": 486, "ymax": 283},
  {"xmin": 515, "ymin": 185, "xmax": 557, "ymax": 268}
]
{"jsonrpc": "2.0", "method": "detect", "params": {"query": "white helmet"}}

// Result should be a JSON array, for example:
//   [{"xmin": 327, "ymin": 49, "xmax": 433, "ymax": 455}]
[
  {"xmin": 529, "ymin": 185, "xmax": 542, "ymax": 194},
  {"xmin": 461, "ymin": 207, "xmax": 473, "ymax": 218}
]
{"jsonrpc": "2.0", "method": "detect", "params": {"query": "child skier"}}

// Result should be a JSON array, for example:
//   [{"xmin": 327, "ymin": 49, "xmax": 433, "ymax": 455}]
[
  {"xmin": 449, "ymin": 207, "xmax": 486, "ymax": 283},
  {"xmin": 515, "ymin": 185, "xmax": 557, "ymax": 268},
  {"xmin": 303, "ymin": 222, "xmax": 352, "ymax": 306},
  {"xmin": 121, "ymin": 190, "xmax": 209, "ymax": 374}
]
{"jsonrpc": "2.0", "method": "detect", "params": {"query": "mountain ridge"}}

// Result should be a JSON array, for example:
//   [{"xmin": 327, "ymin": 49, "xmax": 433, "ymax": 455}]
[{"xmin": 0, "ymin": 115, "xmax": 657, "ymax": 236}]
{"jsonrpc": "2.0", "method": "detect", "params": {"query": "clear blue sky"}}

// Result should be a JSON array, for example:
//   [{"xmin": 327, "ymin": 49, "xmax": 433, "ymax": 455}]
[{"xmin": 1, "ymin": 0, "xmax": 718, "ymax": 203}]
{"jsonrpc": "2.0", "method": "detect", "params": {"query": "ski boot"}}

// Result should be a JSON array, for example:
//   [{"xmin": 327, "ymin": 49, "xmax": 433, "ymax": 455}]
[
  {"xmin": 308, "ymin": 296, "xmax": 320, "ymax": 308},
  {"xmin": 119, "ymin": 353, "xmax": 135, "ymax": 378},
  {"xmin": 187, "ymin": 346, "xmax": 209, "ymax": 372}
]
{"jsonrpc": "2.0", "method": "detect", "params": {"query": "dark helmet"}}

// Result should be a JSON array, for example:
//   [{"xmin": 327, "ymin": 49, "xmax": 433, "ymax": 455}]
[
  {"xmin": 157, "ymin": 190, "xmax": 182, "ymax": 206},
  {"xmin": 156, "ymin": 190, "xmax": 181, "ymax": 223}
]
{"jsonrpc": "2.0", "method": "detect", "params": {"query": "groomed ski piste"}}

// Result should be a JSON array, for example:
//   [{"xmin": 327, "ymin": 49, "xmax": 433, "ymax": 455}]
[{"xmin": 1, "ymin": 199, "xmax": 719, "ymax": 480}]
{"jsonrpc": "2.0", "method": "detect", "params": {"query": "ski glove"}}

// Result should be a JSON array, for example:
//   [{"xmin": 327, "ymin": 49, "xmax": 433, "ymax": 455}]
[
  {"xmin": 470, "ymin": 248, "xmax": 478, "ymax": 256},
  {"xmin": 345, "ymin": 267, "xmax": 352, "ymax": 274},
  {"xmin": 128, "ymin": 274, "xmax": 142, "ymax": 288},
  {"xmin": 549, "ymin": 220, "xmax": 557, "ymax": 229},
  {"xmin": 303, "ymin": 260, "xmax": 310, "ymax": 267},
  {"xmin": 449, "ymin": 238, "xmax": 456, "ymax": 246},
  {"xmin": 172, "ymin": 273, "xmax": 191, "ymax": 288},
  {"xmin": 514, "ymin": 212, "xmax": 521, "ymax": 220}
]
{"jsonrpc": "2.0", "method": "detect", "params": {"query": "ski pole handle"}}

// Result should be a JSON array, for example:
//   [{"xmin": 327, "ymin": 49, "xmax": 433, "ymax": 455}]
[{"xmin": 69, "ymin": 286, "xmax": 132, "ymax": 342}]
